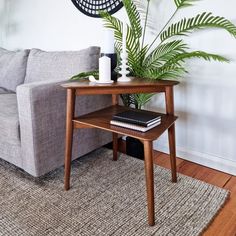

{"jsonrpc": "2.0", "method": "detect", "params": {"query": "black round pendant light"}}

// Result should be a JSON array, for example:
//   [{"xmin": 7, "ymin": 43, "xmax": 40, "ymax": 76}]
[{"xmin": 71, "ymin": 0, "xmax": 123, "ymax": 18}]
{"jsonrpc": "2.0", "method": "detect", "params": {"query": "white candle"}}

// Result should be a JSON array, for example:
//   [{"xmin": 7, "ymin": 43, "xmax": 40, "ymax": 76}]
[
  {"xmin": 99, "ymin": 56, "xmax": 111, "ymax": 82},
  {"xmin": 101, "ymin": 29, "xmax": 115, "ymax": 54},
  {"xmin": 122, "ymin": 23, "xmax": 127, "ymax": 53}
]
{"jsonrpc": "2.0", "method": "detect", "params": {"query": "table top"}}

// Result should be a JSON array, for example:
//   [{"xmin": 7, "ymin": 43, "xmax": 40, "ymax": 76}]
[{"xmin": 61, "ymin": 77, "xmax": 179, "ymax": 89}]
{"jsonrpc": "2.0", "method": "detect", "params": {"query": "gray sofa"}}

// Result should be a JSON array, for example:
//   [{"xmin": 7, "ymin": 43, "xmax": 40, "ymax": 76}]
[{"xmin": 0, "ymin": 46, "xmax": 111, "ymax": 177}]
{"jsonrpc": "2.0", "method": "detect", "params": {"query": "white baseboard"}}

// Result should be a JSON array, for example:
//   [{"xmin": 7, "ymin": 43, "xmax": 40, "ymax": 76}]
[{"xmin": 154, "ymin": 142, "xmax": 236, "ymax": 176}]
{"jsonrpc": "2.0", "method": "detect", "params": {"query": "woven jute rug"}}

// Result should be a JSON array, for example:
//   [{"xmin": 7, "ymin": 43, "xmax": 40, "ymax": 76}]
[{"xmin": 0, "ymin": 148, "xmax": 229, "ymax": 236}]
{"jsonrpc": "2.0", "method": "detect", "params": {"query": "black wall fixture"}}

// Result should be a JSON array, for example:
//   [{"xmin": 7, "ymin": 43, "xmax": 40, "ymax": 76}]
[{"xmin": 71, "ymin": 0, "xmax": 123, "ymax": 18}]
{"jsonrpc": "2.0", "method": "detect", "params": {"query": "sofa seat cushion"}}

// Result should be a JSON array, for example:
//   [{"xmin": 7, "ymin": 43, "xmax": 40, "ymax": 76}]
[
  {"xmin": 0, "ymin": 48, "xmax": 30, "ymax": 92},
  {"xmin": 0, "ymin": 87, "xmax": 13, "ymax": 94},
  {"xmin": 0, "ymin": 94, "xmax": 20, "ymax": 145},
  {"xmin": 24, "ymin": 47, "xmax": 100, "ymax": 84}
]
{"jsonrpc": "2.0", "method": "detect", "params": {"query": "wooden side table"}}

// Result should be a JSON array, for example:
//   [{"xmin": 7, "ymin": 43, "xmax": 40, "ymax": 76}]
[{"xmin": 61, "ymin": 78, "xmax": 179, "ymax": 226}]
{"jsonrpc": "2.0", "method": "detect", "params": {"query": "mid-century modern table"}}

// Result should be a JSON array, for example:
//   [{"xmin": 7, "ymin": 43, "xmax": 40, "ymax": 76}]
[{"xmin": 61, "ymin": 78, "xmax": 179, "ymax": 226}]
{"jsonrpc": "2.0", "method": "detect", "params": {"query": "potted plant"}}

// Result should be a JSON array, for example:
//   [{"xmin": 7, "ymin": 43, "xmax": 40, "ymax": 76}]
[
  {"xmin": 71, "ymin": 0, "xmax": 236, "ymax": 158},
  {"xmin": 72, "ymin": 0, "xmax": 236, "ymax": 107}
]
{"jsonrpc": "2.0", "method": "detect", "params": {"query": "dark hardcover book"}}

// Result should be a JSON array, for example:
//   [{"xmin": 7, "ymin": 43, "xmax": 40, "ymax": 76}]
[
  {"xmin": 110, "ymin": 120, "xmax": 161, "ymax": 132},
  {"xmin": 112, "ymin": 109, "xmax": 162, "ymax": 127}
]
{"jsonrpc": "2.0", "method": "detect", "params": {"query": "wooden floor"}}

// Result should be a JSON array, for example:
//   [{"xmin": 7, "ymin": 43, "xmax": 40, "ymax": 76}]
[
  {"xmin": 118, "ymin": 141, "xmax": 236, "ymax": 236},
  {"xmin": 153, "ymin": 151, "xmax": 236, "ymax": 236}
]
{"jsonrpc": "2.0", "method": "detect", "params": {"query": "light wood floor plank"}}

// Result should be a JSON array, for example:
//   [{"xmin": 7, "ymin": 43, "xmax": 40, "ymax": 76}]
[
  {"xmin": 153, "ymin": 153, "xmax": 184, "ymax": 169},
  {"xmin": 153, "ymin": 151, "xmax": 236, "ymax": 236},
  {"xmin": 179, "ymin": 161, "xmax": 231, "ymax": 187},
  {"xmin": 203, "ymin": 176, "xmax": 236, "ymax": 236}
]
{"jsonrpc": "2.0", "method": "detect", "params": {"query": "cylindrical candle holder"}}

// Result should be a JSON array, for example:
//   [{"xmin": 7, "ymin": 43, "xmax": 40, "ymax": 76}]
[
  {"xmin": 118, "ymin": 51, "xmax": 131, "ymax": 82},
  {"xmin": 101, "ymin": 53, "xmax": 117, "ymax": 81}
]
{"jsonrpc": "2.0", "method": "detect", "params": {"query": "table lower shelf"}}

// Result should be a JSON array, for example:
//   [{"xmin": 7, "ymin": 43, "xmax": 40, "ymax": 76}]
[{"xmin": 73, "ymin": 105, "xmax": 177, "ymax": 141}]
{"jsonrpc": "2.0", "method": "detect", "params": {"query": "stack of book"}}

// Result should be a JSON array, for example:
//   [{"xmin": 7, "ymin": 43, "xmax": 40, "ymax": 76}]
[{"xmin": 110, "ymin": 109, "xmax": 162, "ymax": 132}]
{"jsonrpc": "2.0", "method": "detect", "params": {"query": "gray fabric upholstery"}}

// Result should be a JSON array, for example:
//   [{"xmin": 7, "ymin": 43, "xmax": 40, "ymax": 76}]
[
  {"xmin": 0, "ymin": 94, "xmax": 20, "ymax": 144},
  {"xmin": 0, "ymin": 87, "xmax": 12, "ymax": 94},
  {"xmin": 0, "ymin": 94, "xmax": 22, "ymax": 167},
  {"xmin": 17, "ymin": 80, "xmax": 112, "ymax": 176},
  {"xmin": 1, "ymin": 46, "xmax": 112, "ymax": 176},
  {"xmin": 0, "ymin": 48, "xmax": 29, "ymax": 92},
  {"xmin": 24, "ymin": 47, "xmax": 100, "ymax": 83}
]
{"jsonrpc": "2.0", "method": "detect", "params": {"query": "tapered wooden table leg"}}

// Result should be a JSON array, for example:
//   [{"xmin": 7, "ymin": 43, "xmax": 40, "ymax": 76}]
[
  {"xmin": 113, "ymin": 133, "xmax": 118, "ymax": 161},
  {"xmin": 112, "ymin": 94, "xmax": 119, "ymax": 161},
  {"xmin": 64, "ymin": 89, "xmax": 75, "ymax": 191},
  {"xmin": 143, "ymin": 140, "xmax": 155, "ymax": 226},
  {"xmin": 168, "ymin": 124, "xmax": 177, "ymax": 183}
]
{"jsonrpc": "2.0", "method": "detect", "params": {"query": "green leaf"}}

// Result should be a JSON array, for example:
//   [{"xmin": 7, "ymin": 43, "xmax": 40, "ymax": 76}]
[
  {"xmin": 126, "ymin": 24, "xmax": 141, "ymax": 67},
  {"xmin": 143, "ymin": 65, "xmax": 186, "ymax": 80},
  {"xmin": 100, "ymin": 11, "xmax": 123, "ymax": 46},
  {"xmin": 123, "ymin": 0, "xmax": 142, "ymax": 39},
  {"xmin": 134, "ymin": 93, "xmax": 154, "ymax": 109},
  {"xmin": 161, "ymin": 12, "xmax": 236, "ymax": 41},
  {"xmin": 120, "ymin": 94, "xmax": 136, "ymax": 107},
  {"xmin": 133, "ymin": 0, "xmax": 156, "ymax": 33},
  {"xmin": 144, "ymin": 40, "xmax": 188, "ymax": 68},
  {"xmin": 70, "ymin": 71, "xmax": 98, "ymax": 80},
  {"xmin": 120, "ymin": 93, "xmax": 154, "ymax": 109},
  {"xmin": 174, "ymin": 0, "xmax": 199, "ymax": 8},
  {"xmin": 144, "ymin": 51, "xmax": 229, "ymax": 81},
  {"xmin": 128, "ymin": 45, "xmax": 149, "ymax": 76},
  {"xmin": 168, "ymin": 51, "xmax": 230, "ymax": 64}
]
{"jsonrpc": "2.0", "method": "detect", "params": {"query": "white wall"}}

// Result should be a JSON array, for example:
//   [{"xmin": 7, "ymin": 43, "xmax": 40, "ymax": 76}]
[{"xmin": 1, "ymin": 0, "xmax": 236, "ymax": 174}]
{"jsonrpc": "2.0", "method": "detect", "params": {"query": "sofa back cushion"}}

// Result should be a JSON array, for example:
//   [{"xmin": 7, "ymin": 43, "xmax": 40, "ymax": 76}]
[
  {"xmin": 0, "ymin": 48, "xmax": 30, "ymax": 92},
  {"xmin": 24, "ymin": 47, "xmax": 100, "ymax": 83}
]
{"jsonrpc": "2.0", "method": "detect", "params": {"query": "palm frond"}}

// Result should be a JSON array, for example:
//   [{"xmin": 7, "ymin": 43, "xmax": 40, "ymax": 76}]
[
  {"xmin": 70, "ymin": 71, "xmax": 98, "ymax": 80},
  {"xmin": 133, "ymin": 93, "xmax": 154, "ymax": 109},
  {"xmin": 144, "ymin": 40, "xmax": 188, "ymax": 68},
  {"xmin": 100, "ymin": 11, "xmax": 123, "ymax": 43},
  {"xmin": 143, "ymin": 51, "xmax": 228, "ymax": 81},
  {"xmin": 128, "ymin": 45, "xmax": 149, "ymax": 76},
  {"xmin": 168, "ymin": 51, "xmax": 229, "ymax": 64},
  {"xmin": 144, "ymin": 50, "xmax": 229, "ymax": 81},
  {"xmin": 174, "ymin": 0, "xmax": 199, "ymax": 8},
  {"xmin": 161, "ymin": 12, "xmax": 236, "ymax": 41},
  {"xmin": 133, "ymin": 0, "xmax": 156, "ymax": 33},
  {"xmin": 121, "ymin": 93, "xmax": 154, "ymax": 109},
  {"xmin": 120, "ymin": 94, "xmax": 136, "ymax": 107},
  {"xmin": 143, "ymin": 65, "xmax": 186, "ymax": 80},
  {"xmin": 126, "ymin": 24, "xmax": 140, "ymax": 63},
  {"xmin": 123, "ymin": 0, "xmax": 142, "ymax": 39}
]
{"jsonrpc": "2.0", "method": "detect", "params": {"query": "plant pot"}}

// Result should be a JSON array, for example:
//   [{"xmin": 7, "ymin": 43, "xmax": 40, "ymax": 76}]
[{"xmin": 126, "ymin": 136, "xmax": 144, "ymax": 160}]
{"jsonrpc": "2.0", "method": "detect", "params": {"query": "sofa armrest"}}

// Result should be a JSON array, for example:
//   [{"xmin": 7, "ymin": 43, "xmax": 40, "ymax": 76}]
[{"xmin": 16, "ymin": 80, "xmax": 112, "ymax": 176}]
